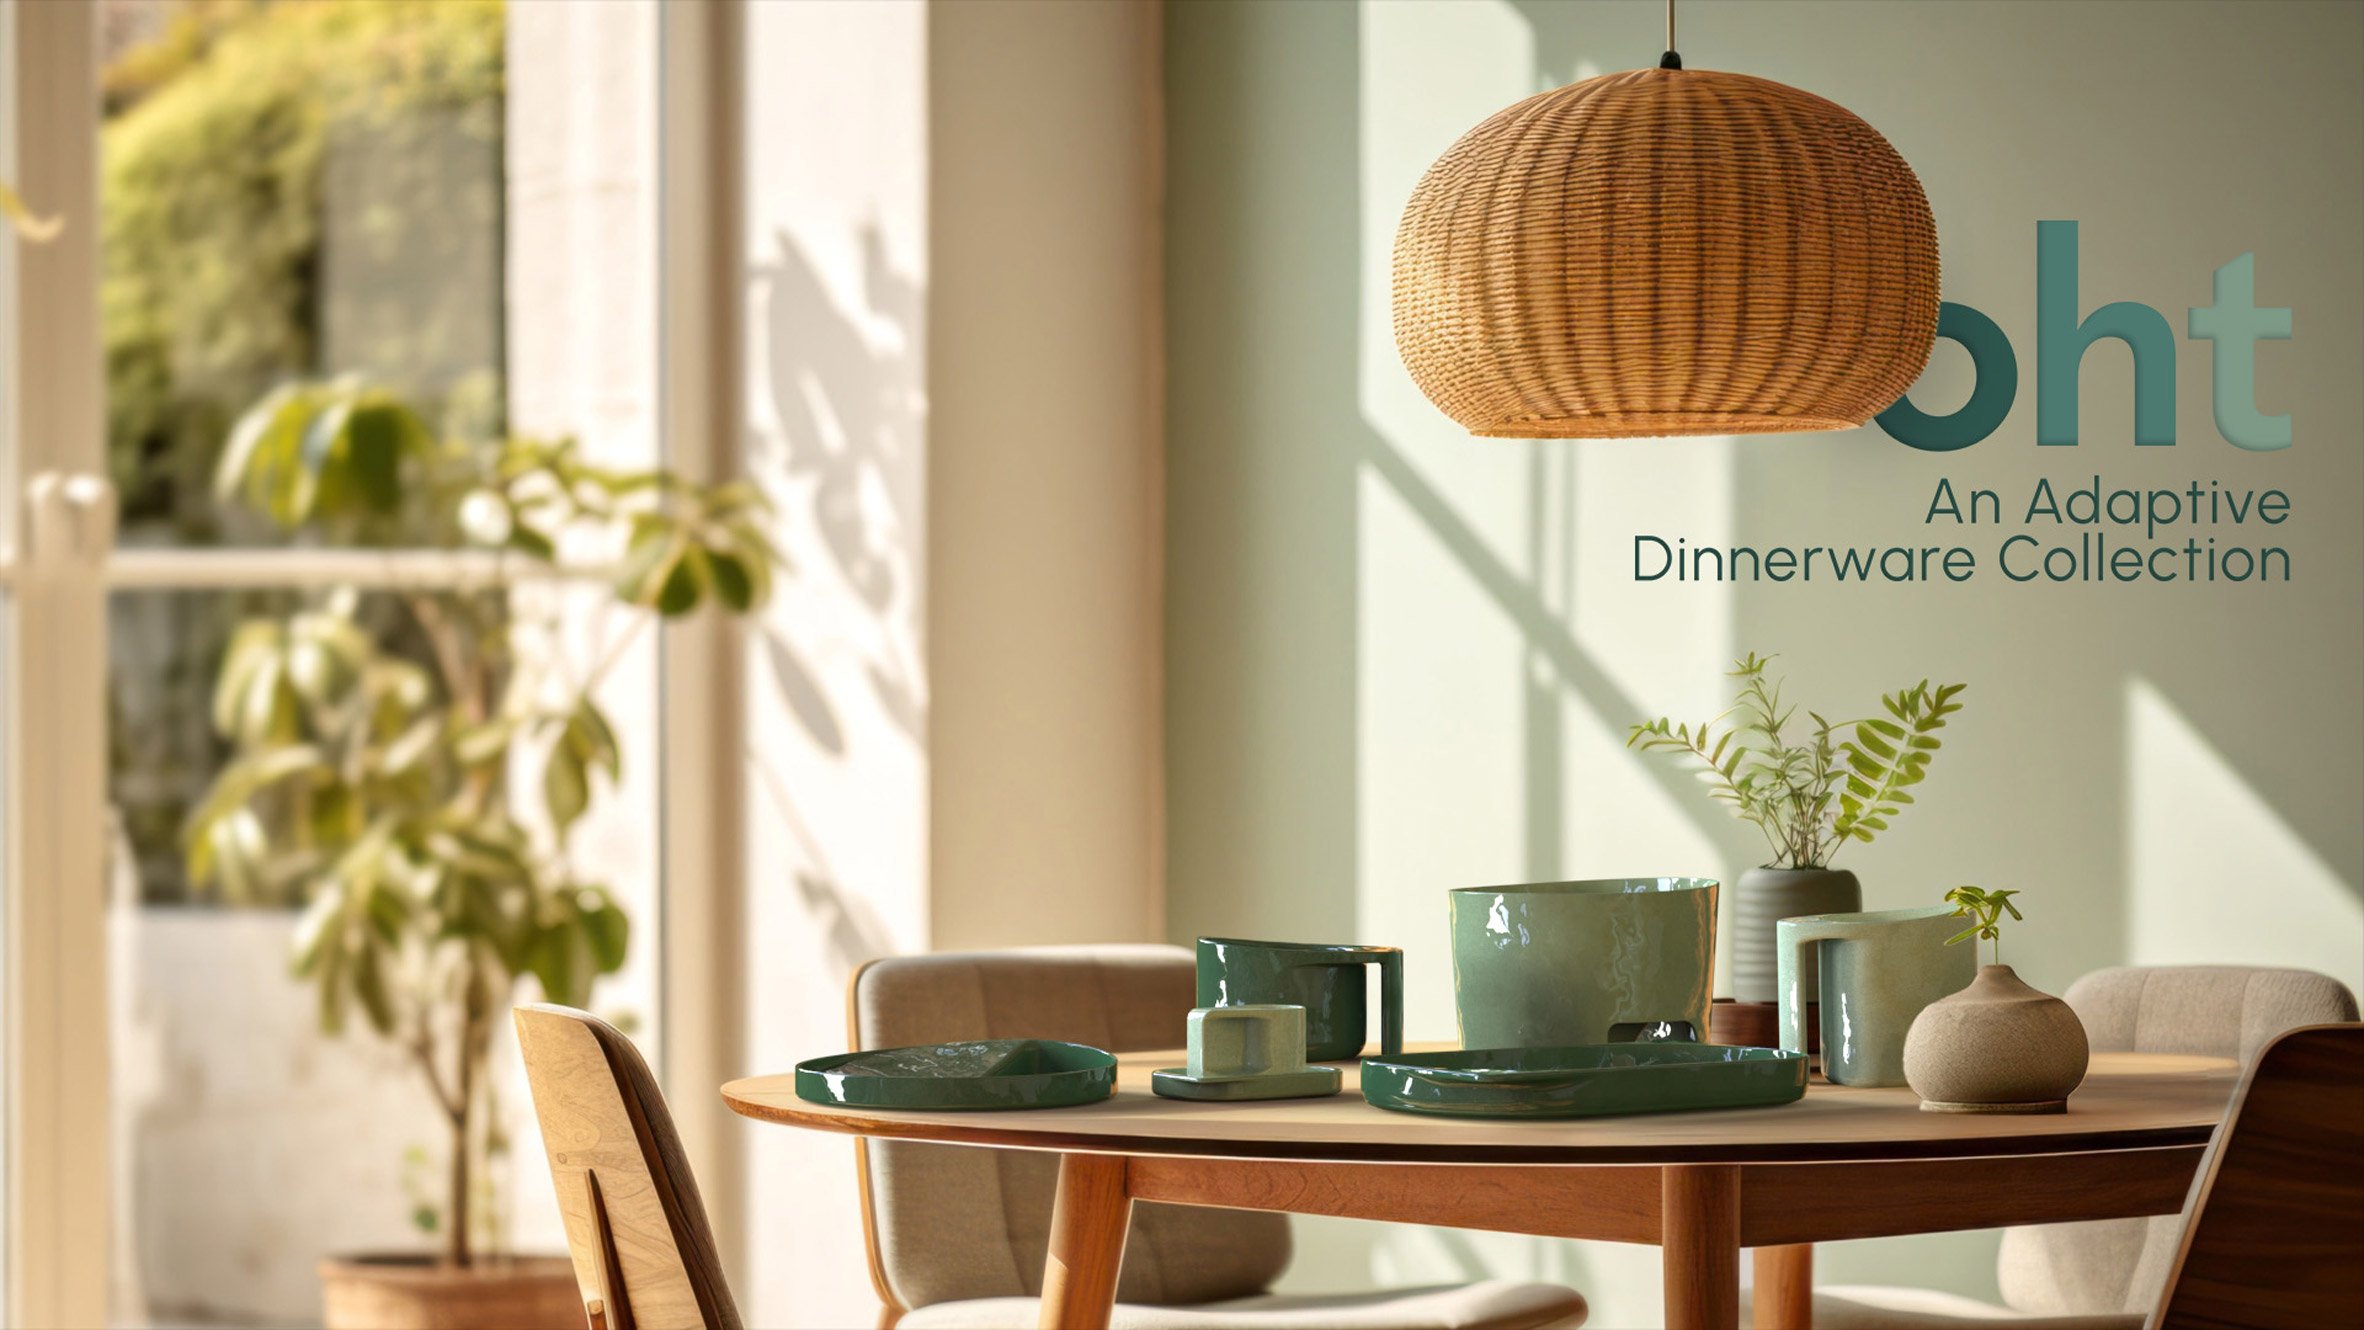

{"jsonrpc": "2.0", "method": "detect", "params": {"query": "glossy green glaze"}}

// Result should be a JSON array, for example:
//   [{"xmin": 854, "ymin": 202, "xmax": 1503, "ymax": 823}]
[
  {"xmin": 1778, "ymin": 907, "xmax": 1976, "ymax": 1088},
  {"xmin": 1448, "ymin": 878, "xmax": 1720, "ymax": 1049},
  {"xmin": 1150, "ymin": 1065, "xmax": 1341, "ymax": 1101},
  {"xmin": 1196, "ymin": 937, "xmax": 1404, "ymax": 1061},
  {"xmin": 1360, "ymin": 1042, "xmax": 1806, "ymax": 1119},
  {"xmin": 794, "ymin": 1039, "xmax": 1116, "ymax": 1111},
  {"xmin": 1154, "ymin": 1003, "xmax": 1343, "ymax": 1101}
]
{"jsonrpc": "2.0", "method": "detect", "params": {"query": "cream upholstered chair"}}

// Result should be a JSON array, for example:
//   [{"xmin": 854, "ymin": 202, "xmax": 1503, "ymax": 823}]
[
  {"xmin": 852, "ymin": 945, "xmax": 1588, "ymax": 1330},
  {"xmin": 1793, "ymin": 966, "xmax": 2359, "ymax": 1329}
]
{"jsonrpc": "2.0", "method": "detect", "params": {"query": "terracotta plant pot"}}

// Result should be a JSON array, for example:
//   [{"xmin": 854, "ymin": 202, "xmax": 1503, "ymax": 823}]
[
  {"xmin": 1903, "ymin": 964, "xmax": 2091, "ymax": 1114},
  {"xmin": 318, "ymin": 1254, "xmax": 581, "ymax": 1330}
]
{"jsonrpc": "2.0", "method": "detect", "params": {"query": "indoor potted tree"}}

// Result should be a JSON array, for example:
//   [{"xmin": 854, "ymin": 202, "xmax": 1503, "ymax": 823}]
[
  {"xmin": 183, "ymin": 381, "xmax": 779, "ymax": 1329},
  {"xmin": 1628, "ymin": 653, "xmax": 1969, "ymax": 1008}
]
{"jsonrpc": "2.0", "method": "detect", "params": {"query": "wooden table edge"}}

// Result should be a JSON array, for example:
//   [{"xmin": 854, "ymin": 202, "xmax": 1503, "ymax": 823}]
[{"xmin": 720, "ymin": 1083, "xmax": 2219, "ymax": 1164}]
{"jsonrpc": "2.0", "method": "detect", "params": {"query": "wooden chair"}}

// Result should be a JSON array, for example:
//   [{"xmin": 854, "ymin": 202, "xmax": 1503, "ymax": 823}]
[
  {"xmin": 850, "ymin": 945, "xmax": 1588, "ymax": 1329},
  {"xmin": 1775, "ymin": 1021, "xmax": 2364, "ymax": 1330},
  {"xmin": 516, "ymin": 1003, "xmax": 743, "ymax": 1330}
]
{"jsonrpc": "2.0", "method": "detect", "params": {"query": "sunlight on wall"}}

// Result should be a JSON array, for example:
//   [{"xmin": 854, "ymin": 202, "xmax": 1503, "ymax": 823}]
[
  {"xmin": 738, "ymin": 3, "xmax": 930, "ymax": 1326},
  {"xmin": 1335, "ymin": 3, "xmax": 1731, "ymax": 1323},
  {"xmin": 1355, "ymin": 470, "xmax": 1527, "ymax": 1039},
  {"xmin": 2127, "ymin": 678, "xmax": 2363, "ymax": 993}
]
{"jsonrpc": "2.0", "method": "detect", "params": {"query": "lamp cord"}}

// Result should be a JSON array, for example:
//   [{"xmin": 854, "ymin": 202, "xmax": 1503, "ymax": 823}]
[{"xmin": 1660, "ymin": 0, "xmax": 1683, "ymax": 69}]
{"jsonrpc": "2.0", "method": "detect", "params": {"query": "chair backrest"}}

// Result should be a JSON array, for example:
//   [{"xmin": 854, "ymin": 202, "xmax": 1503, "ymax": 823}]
[
  {"xmin": 851, "ymin": 946, "xmax": 1292, "ymax": 1316},
  {"xmin": 1997, "ymin": 966, "xmax": 2358, "ymax": 1316},
  {"xmin": 515, "ymin": 1004, "xmax": 743, "ymax": 1330},
  {"xmin": 2148, "ymin": 1023, "xmax": 2364, "ymax": 1329}
]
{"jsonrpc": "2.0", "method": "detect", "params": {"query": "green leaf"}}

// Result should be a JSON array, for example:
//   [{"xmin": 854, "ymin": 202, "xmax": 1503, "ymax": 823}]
[
  {"xmin": 291, "ymin": 883, "xmax": 346, "ymax": 977},
  {"xmin": 507, "ymin": 523, "xmax": 557, "ymax": 561},
  {"xmin": 529, "ymin": 915, "xmax": 593, "ymax": 1008},
  {"xmin": 567, "ymin": 702, "xmax": 621, "ymax": 780},
  {"xmin": 613, "ymin": 521, "xmax": 680, "ymax": 606},
  {"xmin": 544, "ymin": 743, "xmax": 589, "ymax": 833},
  {"xmin": 338, "ymin": 401, "xmax": 420, "ymax": 515},
  {"xmin": 451, "ymin": 718, "xmax": 518, "ymax": 766},
  {"xmin": 656, "ymin": 544, "xmax": 706, "ymax": 616},
  {"xmin": 351, "ymin": 937, "xmax": 397, "ymax": 1035},
  {"xmin": 707, "ymin": 549, "xmax": 755, "ymax": 612}
]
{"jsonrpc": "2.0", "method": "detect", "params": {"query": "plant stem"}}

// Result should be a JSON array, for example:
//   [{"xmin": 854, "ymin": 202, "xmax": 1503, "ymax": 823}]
[{"xmin": 448, "ymin": 1031, "xmax": 472, "ymax": 1269}]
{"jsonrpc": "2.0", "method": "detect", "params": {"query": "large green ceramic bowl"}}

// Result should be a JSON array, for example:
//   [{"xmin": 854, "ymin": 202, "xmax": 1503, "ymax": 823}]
[
  {"xmin": 794, "ymin": 1039, "xmax": 1117, "ymax": 1111},
  {"xmin": 1360, "ymin": 1043, "xmax": 1805, "ymax": 1118},
  {"xmin": 1449, "ymin": 877, "xmax": 1719, "ymax": 1049}
]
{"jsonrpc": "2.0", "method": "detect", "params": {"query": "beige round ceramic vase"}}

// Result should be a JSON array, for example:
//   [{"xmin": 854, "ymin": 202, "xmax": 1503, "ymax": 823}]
[{"xmin": 1903, "ymin": 965, "xmax": 2090, "ymax": 1113}]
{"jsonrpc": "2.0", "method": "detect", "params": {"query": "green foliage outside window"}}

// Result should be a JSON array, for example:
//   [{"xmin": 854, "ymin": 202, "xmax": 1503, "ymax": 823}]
[
  {"xmin": 104, "ymin": 0, "xmax": 506, "ymax": 539},
  {"xmin": 186, "ymin": 382, "xmax": 782, "ymax": 1265},
  {"xmin": 103, "ymin": 0, "xmax": 507, "ymax": 904}
]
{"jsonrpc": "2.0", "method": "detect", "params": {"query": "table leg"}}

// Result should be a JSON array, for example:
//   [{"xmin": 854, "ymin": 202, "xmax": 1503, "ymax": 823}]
[
  {"xmin": 1663, "ymin": 1164, "xmax": 1742, "ymax": 1330},
  {"xmin": 1039, "ymin": 1153, "xmax": 1132, "ymax": 1330},
  {"xmin": 1752, "ymin": 1244, "xmax": 1814, "ymax": 1329}
]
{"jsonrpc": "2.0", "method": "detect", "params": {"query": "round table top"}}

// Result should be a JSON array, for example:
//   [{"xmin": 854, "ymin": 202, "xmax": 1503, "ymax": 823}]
[{"xmin": 722, "ymin": 1046, "xmax": 2240, "ymax": 1165}]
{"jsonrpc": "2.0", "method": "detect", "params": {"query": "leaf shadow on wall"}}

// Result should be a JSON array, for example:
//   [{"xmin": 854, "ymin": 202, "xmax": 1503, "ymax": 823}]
[{"xmin": 741, "ymin": 227, "xmax": 932, "ymax": 972}]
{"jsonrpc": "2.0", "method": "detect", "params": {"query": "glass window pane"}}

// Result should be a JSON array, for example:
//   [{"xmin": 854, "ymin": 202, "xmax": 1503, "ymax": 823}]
[
  {"xmin": 97, "ymin": 5, "xmax": 667, "ymax": 1323},
  {"xmin": 100, "ymin": 0, "xmax": 506, "ymax": 550},
  {"xmin": 106, "ymin": 584, "xmax": 661, "ymax": 1325}
]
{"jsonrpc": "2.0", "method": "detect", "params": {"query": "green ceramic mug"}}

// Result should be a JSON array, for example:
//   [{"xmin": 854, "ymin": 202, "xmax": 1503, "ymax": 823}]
[
  {"xmin": 1194, "ymin": 938, "xmax": 1404, "ymax": 1061},
  {"xmin": 1448, "ymin": 878, "xmax": 1719, "ymax": 1049},
  {"xmin": 1777, "ymin": 906, "xmax": 1974, "ymax": 1087}
]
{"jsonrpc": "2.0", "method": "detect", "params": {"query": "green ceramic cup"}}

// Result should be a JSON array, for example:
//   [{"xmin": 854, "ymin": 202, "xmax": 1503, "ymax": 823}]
[
  {"xmin": 1195, "ymin": 938, "xmax": 1404, "ymax": 1061},
  {"xmin": 1778, "ymin": 906, "xmax": 1975, "ymax": 1088},
  {"xmin": 1448, "ymin": 878, "xmax": 1719, "ymax": 1049}
]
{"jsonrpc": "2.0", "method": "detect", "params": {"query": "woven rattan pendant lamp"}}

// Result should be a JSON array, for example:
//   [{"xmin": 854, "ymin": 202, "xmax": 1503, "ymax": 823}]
[{"xmin": 1393, "ymin": 0, "xmax": 1939, "ymax": 438}]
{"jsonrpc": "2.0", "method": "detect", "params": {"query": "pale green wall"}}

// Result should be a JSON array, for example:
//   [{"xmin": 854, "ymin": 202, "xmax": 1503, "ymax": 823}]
[{"xmin": 1164, "ymin": 1, "xmax": 2363, "ymax": 1323}]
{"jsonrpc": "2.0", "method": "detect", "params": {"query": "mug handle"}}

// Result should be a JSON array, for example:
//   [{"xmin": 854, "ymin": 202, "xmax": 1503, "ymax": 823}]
[
  {"xmin": 1372, "ymin": 950, "xmax": 1403, "ymax": 1055},
  {"xmin": 1291, "ymin": 949, "xmax": 1404, "ymax": 1057},
  {"xmin": 1776, "ymin": 921, "xmax": 1839, "ymax": 1055}
]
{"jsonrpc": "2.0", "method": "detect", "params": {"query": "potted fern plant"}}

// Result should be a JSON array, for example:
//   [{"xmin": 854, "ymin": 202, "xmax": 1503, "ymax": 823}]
[
  {"xmin": 1628, "ymin": 653, "xmax": 1968, "ymax": 1004},
  {"xmin": 183, "ymin": 381, "xmax": 779, "ymax": 1329}
]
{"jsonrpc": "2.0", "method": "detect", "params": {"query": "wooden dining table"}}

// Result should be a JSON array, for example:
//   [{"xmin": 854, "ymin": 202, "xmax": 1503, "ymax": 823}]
[{"xmin": 723, "ymin": 1047, "xmax": 2238, "ymax": 1330}]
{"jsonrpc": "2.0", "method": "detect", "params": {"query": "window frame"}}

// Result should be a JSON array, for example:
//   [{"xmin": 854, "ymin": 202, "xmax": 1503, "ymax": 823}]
[{"xmin": 1, "ymin": 3, "xmax": 745, "ymax": 1320}]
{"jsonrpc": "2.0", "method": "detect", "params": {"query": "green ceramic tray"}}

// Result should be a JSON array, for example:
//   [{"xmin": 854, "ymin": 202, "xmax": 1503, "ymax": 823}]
[
  {"xmin": 1360, "ymin": 1043, "xmax": 1806, "ymax": 1119},
  {"xmin": 795, "ymin": 1039, "xmax": 1117, "ymax": 1111}
]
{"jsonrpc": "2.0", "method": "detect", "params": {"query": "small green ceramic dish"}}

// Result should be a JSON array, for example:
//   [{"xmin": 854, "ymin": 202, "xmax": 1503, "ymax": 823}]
[
  {"xmin": 1150, "ymin": 1065, "xmax": 1342, "ymax": 1101},
  {"xmin": 1360, "ymin": 1043, "xmax": 1806, "ymax": 1119},
  {"xmin": 795, "ymin": 1039, "xmax": 1117, "ymax": 1111}
]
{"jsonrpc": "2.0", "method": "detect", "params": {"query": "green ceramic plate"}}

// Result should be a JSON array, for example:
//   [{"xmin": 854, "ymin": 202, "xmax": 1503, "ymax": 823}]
[
  {"xmin": 795, "ymin": 1039, "xmax": 1117, "ymax": 1111},
  {"xmin": 1360, "ymin": 1042, "xmax": 1806, "ymax": 1119}
]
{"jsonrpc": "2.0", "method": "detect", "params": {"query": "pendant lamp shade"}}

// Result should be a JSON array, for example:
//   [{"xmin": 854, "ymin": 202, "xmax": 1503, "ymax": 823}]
[{"xmin": 1393, "ymin": 67, "xmax": 1940, "ymax": 438}]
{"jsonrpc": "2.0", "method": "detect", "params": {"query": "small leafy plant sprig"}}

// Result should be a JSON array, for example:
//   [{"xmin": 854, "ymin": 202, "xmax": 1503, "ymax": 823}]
[
  {"xmin": 1943, "ymin": 886, "xmax": 2023, "ymax": 966},
  {"xmin": 1626, "ymin": 653, "xmax": 1968, "ymax": 869}
]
